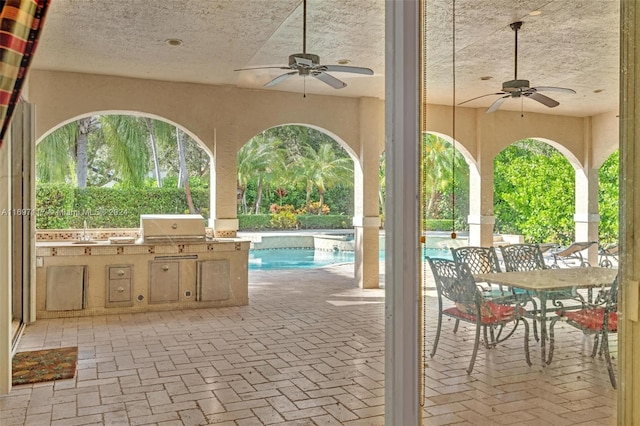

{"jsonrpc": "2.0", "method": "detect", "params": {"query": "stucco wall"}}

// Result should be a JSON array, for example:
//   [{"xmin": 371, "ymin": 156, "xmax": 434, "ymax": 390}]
[{"xmin": 27, "ymin": 70, "xmax": 384, "ymax": 157}]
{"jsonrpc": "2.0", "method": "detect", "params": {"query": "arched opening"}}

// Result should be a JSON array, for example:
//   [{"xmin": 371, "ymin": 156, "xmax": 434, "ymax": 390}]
[
  {"xmin": 421, "ymin": 132, "xmax": 472, "ymax": 236},
  {"xmin": 494, "ymin": 138, "xmax": 578, "ymax": 245},
  {"xmin": 237, "ymin": 124, "xmax": 354, "ymax": 217},
  {"xmin": 236, "ymin": 124, "xmax": 359, "ymax": 271},
  {"xmin": 35, "ymin": 111, "xmax": 213, "ymax": 230}
]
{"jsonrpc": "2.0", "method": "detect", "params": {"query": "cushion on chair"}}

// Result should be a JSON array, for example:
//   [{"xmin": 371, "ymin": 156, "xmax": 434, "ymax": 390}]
[
  {"xmin": 558, "ymin": 308, "xmax": 618, "ymax": 332},
  {"xmin": 448, "ymin": 301, "xmax": 518, "ymax": 324}
]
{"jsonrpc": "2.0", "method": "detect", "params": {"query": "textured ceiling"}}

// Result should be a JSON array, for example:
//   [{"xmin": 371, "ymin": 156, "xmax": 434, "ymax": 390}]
[{"xmin": 32, "ymin": 0, "xmax": 619, "ymax": 117}]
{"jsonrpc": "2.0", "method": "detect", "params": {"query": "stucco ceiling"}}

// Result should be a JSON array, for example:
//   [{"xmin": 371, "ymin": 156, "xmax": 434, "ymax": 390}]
[{"xmin": 31, "ymin": 0, "xmax": 619, "ymax": 117}]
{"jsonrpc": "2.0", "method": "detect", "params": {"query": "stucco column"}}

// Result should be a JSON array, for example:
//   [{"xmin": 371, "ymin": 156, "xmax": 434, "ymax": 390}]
[
  {"xmin": 0, "ymin": 141, "xmax": 12, "ymax": 395},
  {"xmin": 619, "ymin": 2, "xmax": 640, "ymax": 423},
  {"xmin": 211, "ymin": 129, "xmax": 239, "ymax": 237},
  {"xmin": 353, "ymin": 97, "xmax": 383, "ymax": 289},
  {"xmin": 574, "ymin": 168, "xmax": 600, "ymax": 264},
  {"xmin": 467, "ymin": 158, "xmax": 495, "ymax": 247}
]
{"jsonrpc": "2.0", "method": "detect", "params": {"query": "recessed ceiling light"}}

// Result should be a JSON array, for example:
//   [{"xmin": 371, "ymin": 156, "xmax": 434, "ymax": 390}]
[
  {"xmin": 337, "ymin": 59, "xmax": 350, "ymax": 65},
  {"xmin": 166, "ymin": 39, "xmax": 183, "ymax": 46},
  {"xmin": 480, "ymin": 76, "xmax": 493, "ymax": 81},
  {"xmin": 529, "ymin": 10, "xmax": 542, "ymax": 16},
  {"xmin": 594, "ymin": 89, "xmax": 605, "ymax": 93}
]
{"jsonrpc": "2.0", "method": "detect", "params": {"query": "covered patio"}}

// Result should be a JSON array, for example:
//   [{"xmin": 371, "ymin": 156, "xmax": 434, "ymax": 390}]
[
  {"xmin": 0, "ymin": 264, "xmax": 617, "ymax": 425},
  {"xmin": 1, "ymin": 0, "xmax": 640, "ymax": 424}
]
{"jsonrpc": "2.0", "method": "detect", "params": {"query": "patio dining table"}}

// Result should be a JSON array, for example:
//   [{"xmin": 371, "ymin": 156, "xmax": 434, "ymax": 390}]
[{"xmin": 474, "ymin": 267, "xmax": 618, "ymax": 365}]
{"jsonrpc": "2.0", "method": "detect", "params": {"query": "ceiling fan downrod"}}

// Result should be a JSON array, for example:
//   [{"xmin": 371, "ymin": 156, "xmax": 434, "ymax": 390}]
[
  {"xmin": 302, "ymin": 0, "xmax": 307, "ymax": 54},
  {"xmin": 511, "ymin": 21, "xmax": 522, "ymax": 80}
]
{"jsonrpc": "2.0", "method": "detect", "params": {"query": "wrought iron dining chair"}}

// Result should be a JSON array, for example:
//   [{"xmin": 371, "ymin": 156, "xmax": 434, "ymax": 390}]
[
  {"xmin": 427, "ymin": 257, "xmax": 532, "ymax": 374},
  {"xmin": 452, "ymin": 245, "xmax": 534, "ymax": 299},
  {"xmin": 450, "ymin": 246, "xmax": 510, "ymax": 342},
  {"xmin": 548, "ymin": 274, "xmax": 619, "ymax": 388},
  {"xmin": 500, "ymin": 243, "xmax": 549, "ymax": 272},
  {"xmin": 450, "ymin": 246, "xmax": 502, "ymax": 289}
]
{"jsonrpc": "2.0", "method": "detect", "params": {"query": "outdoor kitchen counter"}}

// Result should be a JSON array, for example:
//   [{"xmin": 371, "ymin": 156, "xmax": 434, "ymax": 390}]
[{"xmin": 34, "ymin": 238, "xmax": 250, "ymax": 318}]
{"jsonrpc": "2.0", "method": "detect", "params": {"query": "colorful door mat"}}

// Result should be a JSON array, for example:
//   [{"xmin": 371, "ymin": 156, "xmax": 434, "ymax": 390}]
[{"xmin": 12, "ymin": 346, "xmax": 78, "ymax": 385}]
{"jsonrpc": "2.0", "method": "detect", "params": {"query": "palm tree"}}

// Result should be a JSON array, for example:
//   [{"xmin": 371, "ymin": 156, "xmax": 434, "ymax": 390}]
[
  {"xmin": 37, "ymin": 115, "xmax": 210, "ymax": 192},
  {"xmin": 36, "ymin": 123, "xmax": 77, "ymax": 183},
  {"xmin": 176, "ymin": 127, "xmax": 196, "ymax": 213},
  {"xmin": 36, "ymin": 117, "xmax": 99, "ymax": 188},
  {"xmin": 98, "ymin": 115, "xmax": 151, "ymax": 187},
  {"xmin": 295, "ymin": 142, "xmax": 353, "ymax": 213},
  {"xmin": 142, "ymin": 117, "xmax": 163, "ymax": 187},
  {"xmin": 237, "ymin": 133, "xmax": 286, "ymax": 214},
  {"xmin": 75, "ymin": 117, "xmax": 95, "ymax": 188},
  {"xmin": 421, "ymin": 134, "xmax": 464, "ymax": 217}
]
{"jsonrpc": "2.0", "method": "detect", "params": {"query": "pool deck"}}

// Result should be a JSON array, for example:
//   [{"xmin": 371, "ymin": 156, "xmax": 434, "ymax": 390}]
[{"xmin": 0, "ymin": 263, "xmax": 616, "ymax": 425}]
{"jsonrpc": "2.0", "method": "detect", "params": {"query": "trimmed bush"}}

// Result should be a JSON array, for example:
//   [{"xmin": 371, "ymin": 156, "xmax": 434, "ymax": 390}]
[
  {"xmin": 297, "ymin": 215, "xmax": 351, "ymax": 229},
  {"xmin": 270, "ymin": 210, "xmax": 298, "ymax": 229},
  {"xmin": 36, "ymin": 184, "xmax": 210, "ymax": 229},
  {"xmin": 238, "ymin": 214, "xmax": 271, "ymax": 230},
  {"xmin": 423, "ymin": 219, "xmax": 456, "ymax": 231},
  {"xmin": 35, "ymin": 184, "xmax": 76, "ymax": 229}
]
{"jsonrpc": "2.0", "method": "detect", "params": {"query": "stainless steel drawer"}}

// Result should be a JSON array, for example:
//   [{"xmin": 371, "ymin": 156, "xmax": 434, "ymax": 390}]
[
  {"xmin": 108, "ymin": 279, "xmax": 132, "ymax": 303},
  {"xmin": 109, "ymin": 267, "xmax": 131, "ymax": 280},
  {"xmin": 106, "ymin": 265, "xmax": 133, "ymax": 307}
]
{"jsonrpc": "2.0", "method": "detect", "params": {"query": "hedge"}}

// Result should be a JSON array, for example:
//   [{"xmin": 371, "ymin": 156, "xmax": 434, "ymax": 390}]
[
  {"xmin": 423, "ymin": 219, "xmax": 457, "ymax": 231},
  {"xmin": 297, "ymin": 215, "xmax": 351, "ymax": 229},
  {"xmin": 238, "ymin": 214, "xmax": 271, "ymax": 230},
  {"xmin": 238, "ymin": 214, "xmax": 353, "ymax": 230},
  {"xmin": 36, "ymin": 184, "xmax": 355, "ymax": 231},
  {"xmin": 35, "ymin": 184, "xmax": 76, "ymax": 229},
  {"xmin": 36, "ymin": 184, "xmax": 210, "ymax": 229}
]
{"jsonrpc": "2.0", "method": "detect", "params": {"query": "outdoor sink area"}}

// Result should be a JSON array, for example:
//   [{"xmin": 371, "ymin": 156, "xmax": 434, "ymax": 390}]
[{"xmin": 35, "ymin": 215, "xmax": 250, "ymax": 319}]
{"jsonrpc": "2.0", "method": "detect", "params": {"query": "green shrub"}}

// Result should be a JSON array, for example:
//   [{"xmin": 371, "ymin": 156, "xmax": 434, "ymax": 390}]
[
  {"xmin": 35, "ymin": 184, "xmax": 210, "ymax": 229},
  {"xmin": 238, "ymin": 214, "xmax": 271, "ymax": 230},
  {"xmin": 35, "ymin": 184, "xmax": 76, "ymax": 229},
  {"xmin": 270, "ymin": 210, "xmax": 298, "ymax": 229},
  {"xmin": 423, "ymin": 219, "xmax": 455, "ymax": 231},
  {"xmin": 297, "ymin": 214, "xmax": 351, "ymax": 229},
  {"xmin": 303, "ymin": 201, "xmax": 330, "ymax": 215}
]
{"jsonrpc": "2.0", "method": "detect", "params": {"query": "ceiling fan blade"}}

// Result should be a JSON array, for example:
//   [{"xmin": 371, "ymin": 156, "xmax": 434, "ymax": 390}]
[
  {"xmin": 486, "ymin": 95, "xmax": 510, "ymax": 113},
  {"xmin": 532, "ymin": 86, "xmax": 576, "ymax": 94},
  {"xmin": 458, "ymin": 92, "xmax": 506, "ymax": 106},
  {"xmin": 322, "ymin": 65, "xmax": 374, "ymax": 75},
  {"xmin": 264, "ymin": 71, "xmax": 297, "ymax": 87},
  {"xmin": 235, "ymin": 66, "xmax": 291, "ymax": 71},
  {"xmin": 525, "ymin": 92, "xmax": 560, "ymax": 108},
  {"xmin": 313, "ymin": 72, "xmax": 347, "ymax": 89}
]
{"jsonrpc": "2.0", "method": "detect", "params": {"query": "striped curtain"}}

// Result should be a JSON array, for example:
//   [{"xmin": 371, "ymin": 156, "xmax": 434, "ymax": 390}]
[{"xmin": 0, "ymin": 0, "xmax": 49, "ymax": 147}]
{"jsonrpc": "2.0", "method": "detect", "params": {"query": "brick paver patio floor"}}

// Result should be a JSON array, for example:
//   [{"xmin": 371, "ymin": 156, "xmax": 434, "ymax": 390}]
[{"xmin": 0, "ymin": 264, "xmax": 616, "ymax": 425}]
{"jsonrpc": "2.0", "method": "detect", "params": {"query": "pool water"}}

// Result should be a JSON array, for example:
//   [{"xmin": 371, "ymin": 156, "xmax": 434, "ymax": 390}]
[{"xmin": 249, "ymin": 247, "xmax": 452, "ymax": 270}]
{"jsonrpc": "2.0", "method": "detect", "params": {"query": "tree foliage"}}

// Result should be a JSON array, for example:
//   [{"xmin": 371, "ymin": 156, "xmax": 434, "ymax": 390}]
[
  {"xmin": 421, "ymin": 134, "xmax": 469, "ymax": 230},
  {"xmin": 598, "ymin": 150, "xmax": 619, "ymax": 243},
  {"xmin": 494, "ymin": 140, "xmax": 576, "ymax": 244},
  {"xmin": 36, "ymin": 115, "xmax": 209, "ymax": 189},
  {"xmin": 237, "ymin": 125, "xmax": 354, "ymax": 215}
]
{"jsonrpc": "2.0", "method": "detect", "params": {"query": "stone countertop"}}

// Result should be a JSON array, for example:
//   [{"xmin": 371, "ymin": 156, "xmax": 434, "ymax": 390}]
[{"xmin": 35, "ymin": 238, "xmax": 248, "ymax": 248}]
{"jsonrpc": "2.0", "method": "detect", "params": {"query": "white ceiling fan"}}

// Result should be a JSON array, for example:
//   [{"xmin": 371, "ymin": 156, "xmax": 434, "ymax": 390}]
[
  {"xmin": 235, "ymin": 0, "xmax": 373, "ymax": 90},
  {"xmin": 459, "ymin": 21, "xmax": 576, "ymax": 113}
]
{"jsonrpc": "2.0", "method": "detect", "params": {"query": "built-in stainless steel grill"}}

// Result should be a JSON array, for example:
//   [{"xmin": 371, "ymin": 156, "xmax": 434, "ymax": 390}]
[{"xmin": 139, "ymin": 214, "xmax": 206, "ymax": 243}]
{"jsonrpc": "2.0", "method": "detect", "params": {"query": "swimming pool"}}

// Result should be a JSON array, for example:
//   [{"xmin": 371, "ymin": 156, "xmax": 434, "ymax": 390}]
[{"xmin": 248, "ymin": 247, "xmax": 452, "ymax": 270}]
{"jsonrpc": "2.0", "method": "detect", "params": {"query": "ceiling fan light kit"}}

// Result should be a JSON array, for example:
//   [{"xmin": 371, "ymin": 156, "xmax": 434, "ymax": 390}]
[
  {"xmin": 235, "ymin": 0, "xmax": 373, "ymax": 92},
  {"xmin": 459, "ymin": 21, "xmax": 575, "ymax": 113}
]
